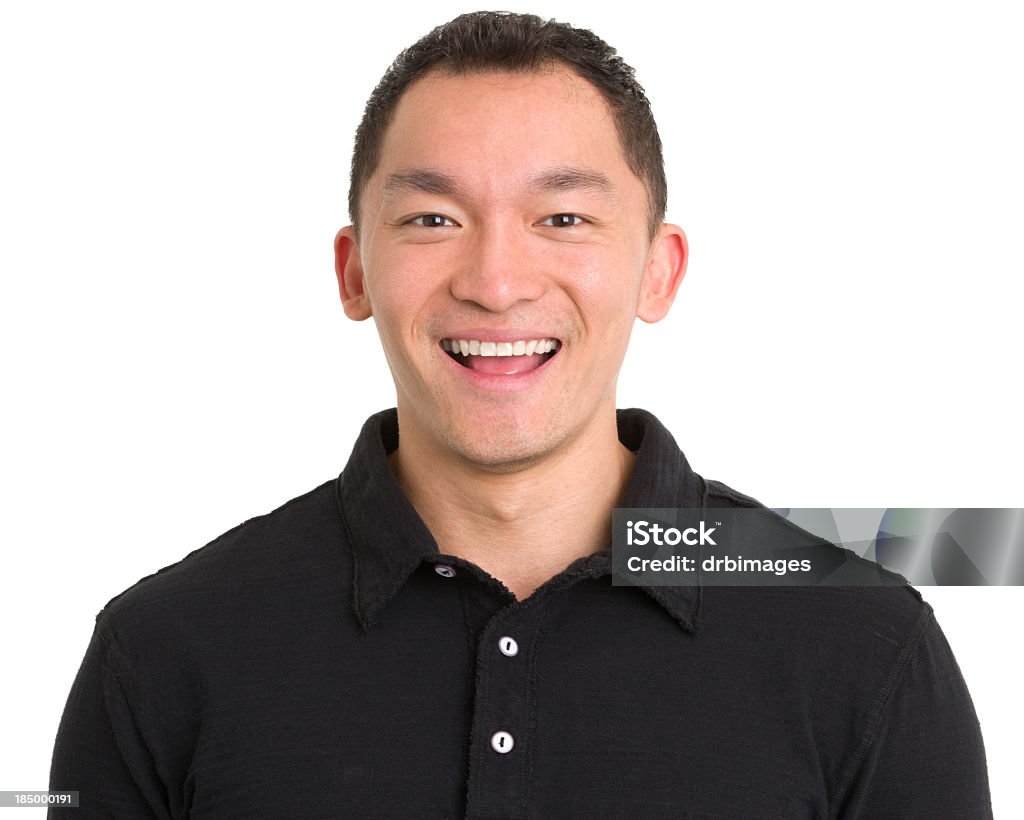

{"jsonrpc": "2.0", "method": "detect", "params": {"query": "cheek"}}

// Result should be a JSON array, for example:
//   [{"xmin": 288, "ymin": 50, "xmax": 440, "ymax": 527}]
[
  {"xmin": 560, "ymin": 256, "xmax": 643, "ymax": 332},
  {"xmin": 362, "ymin": 284, "xmax": 418, "ymax": 374},
  {"xmin": 364, "ymin": 257, "xmax": 437, "ymax": 333},
  {"xmin": 366, "ymin": 274, "xmax": 455, "ymax": 393}
]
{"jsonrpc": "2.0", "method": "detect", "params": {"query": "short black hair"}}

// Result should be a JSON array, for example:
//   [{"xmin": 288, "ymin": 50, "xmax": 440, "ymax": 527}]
[{"xmin": 348, "ymin": 11, "xmax": 667, "ymax": 239}]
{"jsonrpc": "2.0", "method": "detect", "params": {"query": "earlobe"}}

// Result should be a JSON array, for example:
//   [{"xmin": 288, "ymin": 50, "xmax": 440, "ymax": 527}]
[
  {"xmin": 334, "ymin": 227, "xmax": 373, "ymax": 321},
  {"xmin": 637, "ymin": 224, "xmax": 688, "ymax": 323}
]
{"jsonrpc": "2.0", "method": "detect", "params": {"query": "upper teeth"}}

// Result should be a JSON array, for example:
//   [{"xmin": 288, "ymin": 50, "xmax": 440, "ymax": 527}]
[{"xmin": 441, "ymin": 338, "xmax": 560, "ymax": 356}]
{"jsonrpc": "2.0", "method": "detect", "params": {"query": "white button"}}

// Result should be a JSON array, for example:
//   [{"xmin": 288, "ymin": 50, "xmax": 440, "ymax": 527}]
[
  {"xmin": 434, "ymin": 564, "xmax": 456, "ymax": 578},
  {"xmin": 498, "ymin": 636, "xmax": 519, "ymax": 657},
  {"xmin": 490, "ymin": 730, "xmax": 514, "ymax": 754}
]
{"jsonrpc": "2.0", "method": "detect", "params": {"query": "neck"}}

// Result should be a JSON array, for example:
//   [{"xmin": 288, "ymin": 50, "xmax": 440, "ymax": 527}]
[{"xmin": 389, "ymin": 409, "xmax": 635, "ymax": 601}]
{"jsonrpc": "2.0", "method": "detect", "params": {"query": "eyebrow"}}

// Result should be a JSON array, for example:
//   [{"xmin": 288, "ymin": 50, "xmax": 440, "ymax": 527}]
[
  {"xmin": 529, "ymin": 166, "xmax": 616, "ymax": 198},
  {"xmin": 382, "ymin": 165, "xmax": 618, "ymax": 203},
  {"xmin": 382, "ymin": 169, "xmax": 464, "ymax": 199}
]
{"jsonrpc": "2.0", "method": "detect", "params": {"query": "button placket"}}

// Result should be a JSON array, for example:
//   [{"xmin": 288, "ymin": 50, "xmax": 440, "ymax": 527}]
[{"xmin": 465, "ymin": 602, "xmax": 545, "ymax": 819}]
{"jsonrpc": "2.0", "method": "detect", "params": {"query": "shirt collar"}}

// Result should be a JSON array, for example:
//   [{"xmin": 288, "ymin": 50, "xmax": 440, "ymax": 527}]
[{"xmin": 337, "ymin": 408, "xmax": 705, "ymax": 632}]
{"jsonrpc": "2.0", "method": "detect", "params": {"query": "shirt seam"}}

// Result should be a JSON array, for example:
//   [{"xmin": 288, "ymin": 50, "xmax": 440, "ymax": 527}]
[
  {"xmin": 335, "ymin": 473, "xmax": 371, "ymax": 631},
  {"xmin": 96, "ymin": 611, "xmax": 136, "ymax": 693},
  {"xmin": 94, "ymin": 615, "xmax": 174, "ymax": 819},
  {"xmin": 830, "ymin": 601, "xmax": 935, "ymax": 814}
]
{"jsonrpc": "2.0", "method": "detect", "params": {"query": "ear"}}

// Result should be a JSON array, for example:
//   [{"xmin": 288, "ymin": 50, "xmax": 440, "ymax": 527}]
[
  {"xmin": 334, "ymin": 227, "xmax": 373, "ymax": 320},
  {"xmin": 637, "ymin": 224, "xmax": 688, "ymax": 323}
]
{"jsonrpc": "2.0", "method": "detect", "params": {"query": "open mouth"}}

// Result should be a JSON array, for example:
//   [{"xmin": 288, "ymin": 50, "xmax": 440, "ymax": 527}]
[{"xmin": 440, "ymin": 337, "xmax": 561, "ymax": 376}]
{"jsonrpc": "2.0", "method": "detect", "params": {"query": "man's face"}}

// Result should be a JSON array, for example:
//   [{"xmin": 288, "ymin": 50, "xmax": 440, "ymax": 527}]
[{"xmin": 336, "ymin": 66, "xmax": 686, "ymax": 471}]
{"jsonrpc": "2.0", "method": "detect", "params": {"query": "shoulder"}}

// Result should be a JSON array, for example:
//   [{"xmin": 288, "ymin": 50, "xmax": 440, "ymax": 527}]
[
  {"xmin": 698, "ymin": 475, "xmax": 933, "ymax": 694},
  {"xmin": 695, "ymin": 480, "xmax": 962, "ymax": 799},
  {"xmin": 702, "ymin": 475, "xmax": 925, "ymax": 603},
  {"xmin": 96, "ymin": 478, "xmax": 345, "ymax": 641}
]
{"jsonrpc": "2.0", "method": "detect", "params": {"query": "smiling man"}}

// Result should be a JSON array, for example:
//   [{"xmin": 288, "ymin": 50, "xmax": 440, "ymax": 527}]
[
  {"xmin": 50, "ymin": 11, "xmax": 991, "ymax": 819},
  {"xmin": 333, "ymin": 61, "xmax": 686, "ymax": 600}
]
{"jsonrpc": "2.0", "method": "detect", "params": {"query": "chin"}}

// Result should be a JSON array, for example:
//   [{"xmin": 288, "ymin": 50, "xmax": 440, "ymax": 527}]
[{"xmin": 441, "ymin": 418, "xmax": 563, "ymax": 473}]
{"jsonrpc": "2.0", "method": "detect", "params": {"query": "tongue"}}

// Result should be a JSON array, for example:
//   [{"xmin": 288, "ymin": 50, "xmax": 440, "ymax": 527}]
[{"xmin": 465, "ymin": 353, "xmax": 546, "ymax": 375}]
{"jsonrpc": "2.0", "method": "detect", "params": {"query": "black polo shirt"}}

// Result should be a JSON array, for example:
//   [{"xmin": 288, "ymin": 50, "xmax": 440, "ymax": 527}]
[{"xmin": 49, "ymin": 408, "xmax": 992, "ymax": 818}]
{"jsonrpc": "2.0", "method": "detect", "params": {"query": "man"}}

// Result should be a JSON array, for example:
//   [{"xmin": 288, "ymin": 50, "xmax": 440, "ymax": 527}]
[{"xmin": 50, "ymin": 12, "xmax": 991, "ymax": 818}]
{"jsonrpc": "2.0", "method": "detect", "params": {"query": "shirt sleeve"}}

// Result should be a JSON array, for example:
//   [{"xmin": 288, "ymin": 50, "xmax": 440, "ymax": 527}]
[
  {"xmin": 835, "ymin": 610, "xmax": 993, "ymax": 819},
  {"xmin": 48, "ymin": 617, "xmax": 173, "ymax": 819}
]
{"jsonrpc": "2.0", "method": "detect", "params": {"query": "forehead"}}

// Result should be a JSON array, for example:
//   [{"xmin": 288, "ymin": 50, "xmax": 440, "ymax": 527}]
[{"xmin": 369, "ymin": 66, "xmax": 636, "ymax": 195}]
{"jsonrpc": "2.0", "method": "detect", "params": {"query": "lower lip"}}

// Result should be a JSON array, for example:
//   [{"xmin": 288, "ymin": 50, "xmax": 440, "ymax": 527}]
[{"xmin": 441, "ymin": 347, "xmax": 559, "ymax": 393}]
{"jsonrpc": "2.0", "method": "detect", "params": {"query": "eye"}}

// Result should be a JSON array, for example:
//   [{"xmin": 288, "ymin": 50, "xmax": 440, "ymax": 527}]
[
  {"xmin": 540, "ymin": 213, "xmax": 587, "ymax": 228},
  {"xmin": 408, "ymin": 214, "xmax": 457, "ymax": 228}
]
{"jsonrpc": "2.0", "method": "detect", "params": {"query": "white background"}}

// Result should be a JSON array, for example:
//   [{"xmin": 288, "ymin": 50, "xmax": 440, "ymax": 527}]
[{"xmin": 2, "ymin": 0, "xmax": 1021, "ymax": 815}]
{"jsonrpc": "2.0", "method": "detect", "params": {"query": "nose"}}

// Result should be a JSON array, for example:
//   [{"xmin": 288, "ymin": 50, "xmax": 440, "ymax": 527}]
[{"xmin": 448, "ymin": 221, "xmax": 546, "ymax": 312}]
